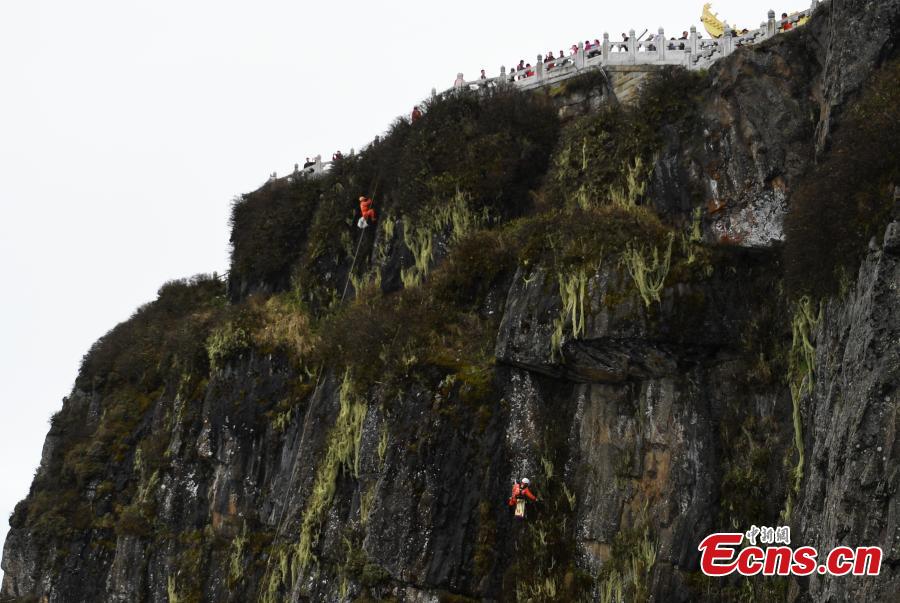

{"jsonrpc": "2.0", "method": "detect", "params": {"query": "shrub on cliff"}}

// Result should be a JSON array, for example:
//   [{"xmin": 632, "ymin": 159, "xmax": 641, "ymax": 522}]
[
  {"xmin": 76, "ymin": 274, "xmax": 225, "ymax": 391},
  {"xmin": 227, "ymin": 88, "xmax": 560, "ymax": 299},
  {"xmin": 229, "ymin": 177, "xmax": 325, "ymax": 297},
  {"xmin": 17, "ymin": 276, "xmax": 225, "ymax": 546},
  {"xmin": 514, "ymin": 204, "xmax": 670, "ymax": 270},
  {"xmin": 368, "ymin": 88, "xmax": 560, "ymax": 219},
  {"xmin": 313, "ymin": 227, "xmax": 512, "ymax": 393},
  {"xmin": 784, "ymin": 59, "xmax": 900, "ymax": 299},
  {"xmin": 546, "ymin": 68, "xmax": 705, "ymax": 209},
  {"xmin": 429, "ymin": 229, "xmax": 514, "ymax": 309}
]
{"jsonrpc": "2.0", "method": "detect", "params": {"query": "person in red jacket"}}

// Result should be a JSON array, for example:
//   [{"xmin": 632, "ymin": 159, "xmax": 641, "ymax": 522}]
[
  {"xmin": 358, "ymin": 196, "xmax": 377, "ymax": 228},
  {"xmin": 411, "ymin": 105, "xmax": 423, "ymax": 123},
  {"xmin": 508, "ymin": 478, "xmax": 537, "ymax": 518},
  {"xmin": 781, "ymin": 13, "xmax": 793, "ymax": 31}
]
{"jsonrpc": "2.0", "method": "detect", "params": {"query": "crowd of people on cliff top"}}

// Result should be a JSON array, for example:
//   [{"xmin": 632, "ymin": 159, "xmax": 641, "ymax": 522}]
[
  {"xmin": 466, "ymin": 7, "xmax": 800, "ymax": 84},
  {"xmin": 495, "ymin": 29, "xmax": 704, "ymax": 82},
  {"xmin": 301, "ymin": 10, "xmax": 803, "ymax": 170},
  {"xmin": 302, "ymin": 11, "xmax": 803, "ymax": 178}
]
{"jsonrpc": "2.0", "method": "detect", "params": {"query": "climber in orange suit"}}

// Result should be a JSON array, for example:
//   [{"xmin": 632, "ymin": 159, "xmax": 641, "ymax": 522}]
[
  {"xmin": 508, "ymin": 477, "xmax": 537, "ymax": 506},
  {"xmin": 359, "ymin": 196, "xmax": 377, "ymax": 225}
]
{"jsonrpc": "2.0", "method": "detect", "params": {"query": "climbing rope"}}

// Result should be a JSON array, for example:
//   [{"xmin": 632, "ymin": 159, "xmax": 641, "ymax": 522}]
[
  {"xmin": 257, "ymin": 365, "xmax": 324, "ymax": 598},
  {"xmin": 257, "ymin": 188, "xmax": 378, "ymax": 597},
  {"xmin": 340, "ymin": 227, "xmax": 368, "ymax": 303},
  {"xmin": 339, "ymin": 177, "xmax": 380, "ymax": 302}
]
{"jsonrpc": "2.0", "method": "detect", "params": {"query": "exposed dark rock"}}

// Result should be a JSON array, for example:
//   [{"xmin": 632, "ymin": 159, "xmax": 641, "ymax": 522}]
[
  {"xmin": 3, "ymin": 3, "xmax": 899, "ymax": 602},
  {"xmin": 794, "ymin": 212, "xmax": 900, "ymax": 601}
]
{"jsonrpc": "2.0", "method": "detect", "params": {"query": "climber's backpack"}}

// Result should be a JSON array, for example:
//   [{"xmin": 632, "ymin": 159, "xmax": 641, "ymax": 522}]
[{"xmin": 514, "ymin": 499, "xmax": 526, "ymax": 518}]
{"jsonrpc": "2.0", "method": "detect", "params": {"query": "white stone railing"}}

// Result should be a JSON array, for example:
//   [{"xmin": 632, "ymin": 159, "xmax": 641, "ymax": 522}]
[
  {"xmin": 267, "ymin": 155, "xmax": 333, "ymax": 184},
  {"xmin": 298, "ymin": 155, "xmax": 330, "ymax": 178},
  {"xmin": 450, "ymin": 2, "xmax": 824, "ymax": 93}
]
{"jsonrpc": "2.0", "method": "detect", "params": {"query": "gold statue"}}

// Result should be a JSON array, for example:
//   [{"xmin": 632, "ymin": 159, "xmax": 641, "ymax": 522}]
[{"xmin": 701, "ymin": 3, "xmax": 729, "ymax": 38}]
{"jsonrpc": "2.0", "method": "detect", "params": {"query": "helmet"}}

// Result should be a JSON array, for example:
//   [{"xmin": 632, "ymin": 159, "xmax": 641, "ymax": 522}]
[
  {"xmin": 521, "ymin": 478, "xmax": 530, "ymax": 485},
  {"xmin": 359, "ymin": 196, "xmax": 366, "ymax": 202}
]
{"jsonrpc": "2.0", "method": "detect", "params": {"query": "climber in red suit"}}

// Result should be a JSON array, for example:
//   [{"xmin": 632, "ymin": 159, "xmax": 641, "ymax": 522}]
[
  {"xmin": 359, "ymin": 196, "xmax": 377, "ymax": 225},
  {"xmin": 508, "ymin": 477, "xmax": 537, "ymax": 507}
]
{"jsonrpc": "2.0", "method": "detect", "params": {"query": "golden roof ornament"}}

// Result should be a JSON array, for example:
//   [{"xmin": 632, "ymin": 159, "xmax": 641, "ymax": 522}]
[
  {"xmin": 703, "ymin": 3, "xmax": 810, "ymax": 39},
  {"xmin": 701, "ymin": 3, "xmax": 732, "ymax": 38}
]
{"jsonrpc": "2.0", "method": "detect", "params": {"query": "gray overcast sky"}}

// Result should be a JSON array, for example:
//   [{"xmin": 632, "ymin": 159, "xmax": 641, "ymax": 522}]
[{"xmin": 0, "ymin": 0, "xmax": 775, "ymax": 559}]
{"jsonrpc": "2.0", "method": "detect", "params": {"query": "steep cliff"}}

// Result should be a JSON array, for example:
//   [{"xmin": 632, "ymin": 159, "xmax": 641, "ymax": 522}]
[{"xmin": 4, "ymin": 2, "xmax": 899, "ymax": 602}]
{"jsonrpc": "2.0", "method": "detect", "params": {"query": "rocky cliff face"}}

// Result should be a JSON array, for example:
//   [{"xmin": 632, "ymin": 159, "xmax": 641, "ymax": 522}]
[
  {"xmin": 794, "ymin": 207, "xmax": 900, "ymax": 602},
  {"xmin": 3, "ymin": 3, "xmax": 899, "ymax": 602}
]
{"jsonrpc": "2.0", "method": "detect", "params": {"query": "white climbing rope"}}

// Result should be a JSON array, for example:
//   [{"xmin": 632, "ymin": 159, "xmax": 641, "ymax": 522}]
[{"xmin": 257, "ymin": 222, "xmax": 370, "ymax": 597}]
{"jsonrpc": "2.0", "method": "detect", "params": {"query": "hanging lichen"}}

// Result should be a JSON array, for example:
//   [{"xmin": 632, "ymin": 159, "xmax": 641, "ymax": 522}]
[
  {"xmin": 783, "ymin": 296, "xmax": 821, "ymax": 520},
  {"xmin": 621, "ymin": 232, "xmax": 674, "ymax": 307},
  {"xmin": 550, "ymin": 267, "xmax": 590, "ymax": 357}
]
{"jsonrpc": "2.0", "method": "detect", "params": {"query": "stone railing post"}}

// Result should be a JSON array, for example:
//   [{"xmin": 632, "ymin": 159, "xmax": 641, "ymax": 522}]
[
  {"xmin": 500, "ymin": 66, "xmax": 507, "ymax": 84},
  {"xmin": 576, "ymin": 41, "xmax": 585, "ymax": 68},
  {"xmin": 628, "ymin": 29, "xmax": 636, "ymax": 63},
  {"xmin": 810, "ymin": 0, "xmax": 819, "ymax": 9},
  {"xmin": 723, "ymin": 28, "xmax": 733, "ymax": 56},
  {"xmin": 602, "ymin": 33, "xmax": 610, "ymax": 63},
  {"xmin": 657, "ymin": 27, "xmax": 665, "ymax": 62},
  {"xmin": 690, "ymin": 25, "xmax": 698, "ymax": 55},
  {"xmin": 767, "ymin": 10, "xmax": 776, "ymax": 37},
  {"xmin": 536, "ymin": 54, "xmax": 544, "ymax": 80},
  {"xmin": 684, "ymin": 48, "xmax": 692, "ymax": 69}
]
